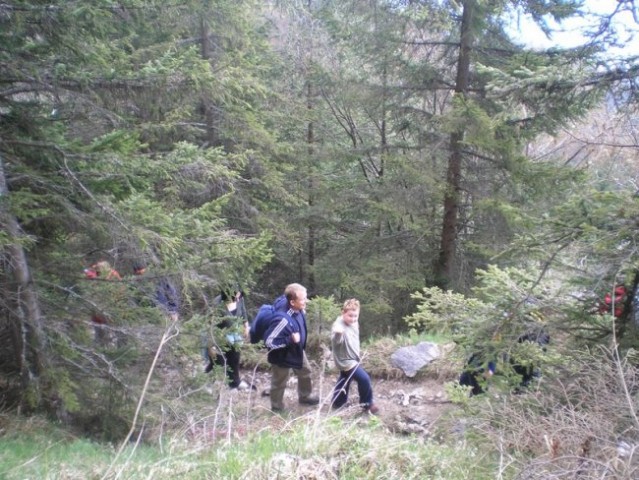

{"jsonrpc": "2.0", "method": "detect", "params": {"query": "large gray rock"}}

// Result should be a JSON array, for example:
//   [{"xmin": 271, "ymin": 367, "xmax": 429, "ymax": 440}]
[{"xmin": 390, "ymin": 342, "xmax": 441, "ymax": 377}]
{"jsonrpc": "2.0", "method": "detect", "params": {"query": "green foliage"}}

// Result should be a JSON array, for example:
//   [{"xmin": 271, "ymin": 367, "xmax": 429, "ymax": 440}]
[
  {"xmin": 444, "ymin": 381, "xmax": 472, "ymax": 405},
  {"xmin": 49, "ymin": 370, "xmax": 81, "ymax": 413},
  {"xmin": 443, "ymin": 96, "xmax": 496, "ymax": 142},
  {"xmin": 2, "ymin": 1, "xmax": 637, "ymax": 464},
  {"xmin": 405, "ymin": 286, "xmax": 493, "ymax": 340},
  {"xmin": 86, "ymin": 131, "xmax": 144, "ymax": 154},
  {"xmin": 472, "ymin": 266, "xmax": 540, "ymax": 309},
  {"xmin": 405, "ymin": 265, "xmax": 555, "ymax": 391},
  {"xmin": 306, "ymin": 295, "xmax": 341, "ymax": 334},
  {"xmin": 0, "ymin": 418, "xmax": 158, "ymax": 479},
  {"xmin": 467, "ymin": 347, "xmax": 639, "ymax": 478},
  {"xmin": 0, "ymin": 0, "xmax": 284, "ymax": 422},
  {"xmin": 397, "ymin": 329, "xmax": 453, "ymax": 346},
  {"xmin": 0, "ymin": 412, "xmax": 499, "ymax": 479},
  {"xmin": 480, "ymin": 49, "xmax": 605, "ymax": 136},
  {"xmin": 519, "ymin": 188, "xmax": 639, "ymax": 347},
  {"xmin": 5, "ymin": 191, "xmax": 51, "ymax": 235}
]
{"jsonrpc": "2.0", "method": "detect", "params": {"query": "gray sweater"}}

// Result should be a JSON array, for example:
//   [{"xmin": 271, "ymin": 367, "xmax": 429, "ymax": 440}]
[{"xmin": 331, "ymin": 315, "xmax": 360, "ymax": 371}]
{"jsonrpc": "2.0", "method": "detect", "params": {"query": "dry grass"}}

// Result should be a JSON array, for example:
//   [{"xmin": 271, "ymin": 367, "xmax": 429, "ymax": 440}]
[
  {"xmin": 470, "ymin": 347, "xmax": 639, "ymax": 479},
  {"xmin": 10, "ymin": 331, "xmax": 636, "ymax": 479}
]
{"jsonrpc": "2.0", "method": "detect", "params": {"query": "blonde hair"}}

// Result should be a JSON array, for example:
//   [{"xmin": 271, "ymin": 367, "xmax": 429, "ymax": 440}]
[
  {"xmin": 285, "ymin": 283, "xmax": 307, "ymax": 302},
  {"xmin": 342, "ymin": 298, "xmax": 360, "ymax": 312}
]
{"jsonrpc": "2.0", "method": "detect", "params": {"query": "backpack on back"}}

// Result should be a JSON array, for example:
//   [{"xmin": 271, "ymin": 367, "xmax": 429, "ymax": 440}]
[{"xmin": 249, "ymin": 304, "xmax": 293, "ymax": 344}]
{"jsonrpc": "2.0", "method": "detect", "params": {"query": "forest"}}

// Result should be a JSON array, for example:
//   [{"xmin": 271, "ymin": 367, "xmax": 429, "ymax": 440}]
[{"xmin": 1, "ymin": 0, "xmax": 639, "ymax": 478}]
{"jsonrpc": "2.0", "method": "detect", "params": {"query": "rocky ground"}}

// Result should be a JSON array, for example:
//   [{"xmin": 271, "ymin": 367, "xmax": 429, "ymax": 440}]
[
  {"xmin": 140, "ymin": 328, "xmax": 461, "ymax": 444},
  {"xmin": 153, "ymin": 356, "xmax": 458, "ymax": 446}
]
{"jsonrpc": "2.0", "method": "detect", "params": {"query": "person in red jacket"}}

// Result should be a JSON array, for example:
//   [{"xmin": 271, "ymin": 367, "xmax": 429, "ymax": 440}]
[
  {"xmin": 597, "ymin": 285, "xmax": 627, "ymax": 318},
  {"xmin": 84, "ymin": 260, "xmax": 122, "ymax": 344}
]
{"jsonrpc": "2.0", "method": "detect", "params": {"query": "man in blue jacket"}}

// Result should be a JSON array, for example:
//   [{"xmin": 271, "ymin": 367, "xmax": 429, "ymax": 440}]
[
  {"xmin": 264, "ymin": 283, "xmax": 319, "ymax": 412},
  {"xmin": 459, "ymin": 352, "xmax": 496, "ymax": 396}
]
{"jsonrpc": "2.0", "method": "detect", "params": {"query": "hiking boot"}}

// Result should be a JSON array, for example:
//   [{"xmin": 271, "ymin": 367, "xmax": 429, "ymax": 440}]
[
  {"xmin": 299, "ymin": 396, "xmax": 320, "ymax": 406},
  {"xmin": 366, "ymin": 404, "xmax": 380, "ymax": 415},
  {"xmin": 236, "ymin": 380, "xmax": 250, "ymax": 391}
]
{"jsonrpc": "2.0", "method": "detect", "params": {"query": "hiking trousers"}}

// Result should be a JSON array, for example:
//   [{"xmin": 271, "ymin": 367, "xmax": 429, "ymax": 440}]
[
  {"xmin": 331, "ymin": 365, "xmax": 373, "ymax": 409},
  {"xmin": 270, "ymin": 351, "xmax": 313, "ymax": 410},
  {"xmin": 214, "ymin": 347, "xmax": 242, "ymax": 388}
]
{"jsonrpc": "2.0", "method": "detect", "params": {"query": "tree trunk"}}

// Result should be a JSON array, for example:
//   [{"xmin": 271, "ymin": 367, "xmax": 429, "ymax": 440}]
[
  {"xmin": 304, "ymin": 0, "xmax": 316, "ymax": 293},
  {"xmin": 434, "ymin": 0, "xmax": 475, "ymax": 290},
  {"xmin": 200, "ymin": 16, "xmax": 219, "ymax": 147},
  {"xmin": 0, "ymin": 153, "xmax": 49, "ymax": 410},
  {"xmin": 307, "ymin": 77, "xmax": 316, "ymax": 293}
]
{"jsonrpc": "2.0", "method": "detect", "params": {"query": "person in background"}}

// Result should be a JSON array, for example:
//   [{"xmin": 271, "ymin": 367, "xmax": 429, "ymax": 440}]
[
  {"xmin": 459, "ymin": 352, "xmax": 496, "ymax": 396},
  {"xmin": 85, "ymin": 260, "xmax": 122, "ymax": 281},
  {"xmin": 205, "ymin": 289, "xmax": 251, "ymax": 390},
  {"xmin": 330, "ymin": 298, "xmax": 379, "ymax": 415},
  {"xmin": 511, "ymin": 327, "xmax": 550, "ymax": 391},
  {"xmin": 597, "ymin": 285, "xmax": 627, "ymax": 318},
  {"xmin": 83, "ymin": 260, "xmax": 122, "ymax": 344},
  {"xmin": 264, "ymin": 283, "xmax": 319, "ymax": 412},
  {"xmin": 133, "ymin": 263, "xmax": 180, "ymax": 322}
]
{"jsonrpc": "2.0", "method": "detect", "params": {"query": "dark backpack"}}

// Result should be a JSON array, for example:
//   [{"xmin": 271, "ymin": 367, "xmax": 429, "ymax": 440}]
[{"xmin": 249, "ymin": 304, "xmax": 293, "ymax": 344}]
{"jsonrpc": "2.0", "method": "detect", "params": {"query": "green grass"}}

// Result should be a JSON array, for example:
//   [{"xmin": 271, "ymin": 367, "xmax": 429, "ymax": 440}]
[
  {"xmin": 1, "ymin": 436, "xmax": 109, "ymax": 479},
  {"xmin": 0, "ymin": 413, "xmax": 500, "ymax": 480},
  {"xmin": 0, "ymin": 329, "xmax": 499, "ymax": 479}
]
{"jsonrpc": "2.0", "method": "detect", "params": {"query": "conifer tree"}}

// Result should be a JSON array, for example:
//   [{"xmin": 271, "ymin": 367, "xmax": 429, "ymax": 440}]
[{"xmin": 0, "ymin": 0, "xmax": 275, "ymax": 426}]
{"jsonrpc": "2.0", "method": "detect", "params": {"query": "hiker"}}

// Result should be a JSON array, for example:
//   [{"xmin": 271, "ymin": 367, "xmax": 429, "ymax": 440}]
[
  {"xmin": 597, "ymin": 285, "xmax": 627, "ymax": 318},
  {"xmin": 459, "ymin": 352, "xmax": 496, "ymax": 396},
  {"xmin": 155, "ymin": 277, "xmax": 180, "ymax": 322},
  {"xmin": 132, "ymin": 263, "xmax": 180, "ymax": 322},
  {"xmin": 264, "ymin": 283, "xmax": 319, "ymax": 412},
  {"xmin": 205, "ymin": 289, "xmax": 251, "ymax": 390},
  {"xmin": 84, "ymin": 260, "xmax": 122, "ymax": 344},
  {"xmin": 511, "ymin": 327, "xmax": 550, "ymax": 390},
  {"xmin": 84, "ymin": 260, "xmax": 122, "ymax": 281},
  {"xmin": 330, "ymin": 298, "xmax": 379, "ymax": 414}
]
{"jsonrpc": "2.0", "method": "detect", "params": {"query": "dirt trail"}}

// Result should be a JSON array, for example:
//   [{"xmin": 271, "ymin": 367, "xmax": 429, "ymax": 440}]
[
  {"xmin": 171, "ymin": 364, "xmax": 457, "ymax": 442},
  {"xmin": 151, "ymin": 334, "xmax": 459, "ymax": 443}
]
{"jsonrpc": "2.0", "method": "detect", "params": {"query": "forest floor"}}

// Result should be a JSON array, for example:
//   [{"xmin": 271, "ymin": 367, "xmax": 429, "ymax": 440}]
[{"xmin": 152, "ymin": 343, "xmax": 461, "ymax": 445}]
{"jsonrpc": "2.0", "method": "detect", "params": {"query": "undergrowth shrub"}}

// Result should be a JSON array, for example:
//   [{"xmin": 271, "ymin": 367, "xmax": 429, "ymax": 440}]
[{"xmin": 468, "ymin": 347, "xmax": 639, "ymax": 479}]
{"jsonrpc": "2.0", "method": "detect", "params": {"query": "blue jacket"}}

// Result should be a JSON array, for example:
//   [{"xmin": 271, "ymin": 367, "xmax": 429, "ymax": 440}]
[
  {"xmin": 265, "ymin": 294, "xmax": 307, "ymax": 369},
  {"xmin": 155, "ymin": 278, "xmax": 179, "ymax": 314}
]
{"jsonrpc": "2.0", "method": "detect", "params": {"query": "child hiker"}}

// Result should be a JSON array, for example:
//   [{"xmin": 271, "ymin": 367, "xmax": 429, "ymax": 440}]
[
  {"xmin": 205, "ymin": 289, "xmax": 251, "ymax": 390},
  {"xmin": 330, "ymin": 298, "xmax": 379, "ymax": 415}
]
